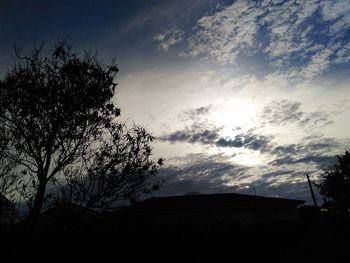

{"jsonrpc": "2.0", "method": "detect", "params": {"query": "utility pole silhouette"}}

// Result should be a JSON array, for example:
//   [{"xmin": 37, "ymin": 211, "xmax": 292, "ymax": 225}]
[
  {"xmin": 251, "ymin": 184, "xmax": 256, "ymax": 196},
  {"xmin": 306, "ymin": 174, "xmax": 318, "ymax": 207}
]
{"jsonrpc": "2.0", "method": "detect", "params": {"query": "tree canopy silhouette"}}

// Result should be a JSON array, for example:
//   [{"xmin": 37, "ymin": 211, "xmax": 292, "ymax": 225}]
[
  {"xmin": 317, "ymin": 150, "xmax": 350, "ymax": 209},
  {"xmin": 0, "ymin": 42, "xmax": 163, "ymax": 219}
]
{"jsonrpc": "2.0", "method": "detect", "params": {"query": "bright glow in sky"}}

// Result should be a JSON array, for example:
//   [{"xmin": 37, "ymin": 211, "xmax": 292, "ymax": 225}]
[{"xmin": 1, "ymin": 0, "xmax": 350, "ymax": 204}]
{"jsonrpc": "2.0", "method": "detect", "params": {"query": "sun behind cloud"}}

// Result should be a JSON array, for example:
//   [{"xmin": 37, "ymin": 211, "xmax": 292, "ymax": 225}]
[{"xmin": 211, "ymin": 99, "xmax": 257, "ymax": 134}]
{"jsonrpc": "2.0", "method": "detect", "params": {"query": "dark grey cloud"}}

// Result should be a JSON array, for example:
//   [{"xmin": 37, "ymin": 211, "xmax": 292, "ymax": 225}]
[
  {"xmin": 304, "ymin": 138, "xmax": 340, "ymax": 152},
  {"xmin": 238, "ymin": 132, "xmax": 272, "ymax": 152},
  {"xmin": 270, "ymin": 144, "xmax": 299, "ymax": 156},
  {"xmin": 249, "ymin": 168, "xmax": 326, "ymax": 204},
  {"xmin": 160, "ymin": 121, "xmax": 342, "ymax": 172},
  {"xmin": 270, "ymin": 137, "xmax": 340, "ymax": 156},
  {"xmin": 260, "ymin": 169, "xmax": 296, "ymax": 178},
  {"xmin": 299, "ymin": 111, "xmax": 333, "ymax": 128},
  {"xmin": 261, "ymin": 99, "xmax": 333, "ymax": 129},
  {"xmin": 268, "ymin": 137, "xmax": 341, "ymax": 169},
  {"xmin": 215, "ymin": 132, "xmax": 273, "ymax": 152},
  {"xmin": 160, "ymin": 125, "xmax": 221, "ymax": 145},
  {"xmin": 155, "ymin": 153, "xmax": 249, "ymax": 196},
  {"xmin": 158, "ymin": 102, "xmax": 347, "ymax": 204},
  {"xmin": 215, "ymin": 137, "xmax": 243, "ymax": 148},
  {"xmin": 262, "ymin": 100, "xmax": 303, "ymax": 124},
  {"xmin": 178, "ymin": 105, "xmax": 213, "ymax": 121},
  {"xmin": 297, "ymin": 155, "xmax": 336, "ymax": 169},
  {"xmin": 269, "ymin": 155, "xmax": 335, "ymax": 170},
  {"xmin": 153, "ymin": 153, "xmax": 322, "ymax": 204},
  {"xmin": 161, "ymin": 124, "xmax": 274, "ymax": 152}
]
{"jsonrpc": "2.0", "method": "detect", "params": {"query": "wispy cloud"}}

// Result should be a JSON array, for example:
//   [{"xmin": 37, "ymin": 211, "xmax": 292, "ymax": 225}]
[
  {"xmin": 216, "ymin": 132, "xmax": 273, "ymax": 152},
  {"xmin": 267, "ymin": 136, "xmax": 344, "ymax": 171},
  {"xmin": 157, "ymin": 153, "xmax": 244, "ymax": 196},
  {"xmin": 187, "ymin": 1, "xmax": 263, "ymax": 64},
  {"xmin": 156, "ymin": 0, "xmax": 350, "ymax": 79},
  {"xmin": 297, "ymin": 48, "xmax": 334, "ymax": 79},
  {"xmin": 155, "ymin": 151, "xmax": 328, "ymax": 202},
  {"xmin": 160, "ymin": 124, "xmax": 221, "ymax": 145},
  {"xmin": 160, "ymin": 121, "xmax": 343, "ymax": 171},
  {"xmin": 260, "ymin": 0, "xmax": 319, "ymax": 66},
  {"xmin": 270, "ymin": 154, "xmax": 336, "ymax": 170},
  {"xmin": 178, "ymin": 105, "xmax": 213, "ymax": 121},
  {"xmin": 160, "ymin": 121, "xmax": 273, "ymax": 153},
  {"xmin": 334, "ymin": 43, "xmax": 350, "ymax": 64},
  {"xmin": 261, "ymin": 99, "xmax": 333, "ymax": 129},
  {"xmin": 154, "ymin": 28, "xmax": 184, "ymax": 51},
  {"xmin": 321, "ymin": 0, "xmax": 350, "ymax": 35}
]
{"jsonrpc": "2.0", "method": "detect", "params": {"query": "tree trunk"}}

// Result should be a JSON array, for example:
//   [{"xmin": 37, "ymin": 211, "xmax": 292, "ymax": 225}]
[{"xmin": 28, "ymin": 179, "xmax": 47, "ymax": 220}]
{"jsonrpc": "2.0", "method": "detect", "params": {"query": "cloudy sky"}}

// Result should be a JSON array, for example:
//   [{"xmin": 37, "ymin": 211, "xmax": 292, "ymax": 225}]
[{"xmin": 1, "ymin": 0, "xmax": 350, "ymax": 204}]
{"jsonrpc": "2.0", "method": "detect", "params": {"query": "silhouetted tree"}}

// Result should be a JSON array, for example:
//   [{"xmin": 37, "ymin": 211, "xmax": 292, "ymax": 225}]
[
  {"xmin": 0, "ymin": 121, "xmax": 20, "ymax": 197},
  {"xmin": 0, "ymin": 41, "xmax": 162, "ymax": 219},
  {"xmin": 316, "ymin": 150, "xmax": 350, "ymax": 209},
  {"xmin": 55, "ymin": 123, "xmax": 163, "ymax": 209}
]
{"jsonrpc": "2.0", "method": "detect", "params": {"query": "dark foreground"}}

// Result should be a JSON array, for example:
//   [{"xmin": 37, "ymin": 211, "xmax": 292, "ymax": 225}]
[{"xmin": 1, "ymin": 211, "xmax": 350, "ymax": 262}]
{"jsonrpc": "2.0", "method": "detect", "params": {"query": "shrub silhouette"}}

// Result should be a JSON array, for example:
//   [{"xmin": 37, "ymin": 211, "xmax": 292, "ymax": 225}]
[{"xmin": 317, "ymin": 150, "xmax": 350, "ymax": 209}]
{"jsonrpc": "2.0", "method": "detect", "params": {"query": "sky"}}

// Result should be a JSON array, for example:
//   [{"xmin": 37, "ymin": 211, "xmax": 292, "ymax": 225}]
[{"xmin": 1, "ymin": 0, "xmax": 350, "ymax": 204}]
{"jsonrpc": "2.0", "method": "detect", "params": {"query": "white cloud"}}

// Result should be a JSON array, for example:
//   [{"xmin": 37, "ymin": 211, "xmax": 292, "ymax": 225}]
[
  {"xmin": 154, "ymin": 28, "xmax": 184, "ymax": 51},
  {"xmin": 320, "ymin": 0, "xmax": 350, "ymax": 40},
  {"xmin": 334, "ymin": 43, "xmax": 350, "ymax": 64},
  {"xmin": 261, "ymin": 0, "xmax": 319, "ymax": 64},
  {"xmin": 299, "ymin": 48, "xmax": 333, "ymax": 78},
  {"xmin": 183, "ymin": 0, "xmax": 322, "ymax": 65},
  {"xmin": 259, "ymin": 0, "xmax": 350, "ymax": 71},
  {"xmin": 187, "ymin": 0, "xmax": 263, "ymax": 64},
  {"xmin": 171, "ymin": 0, "xmax": 350, "ymax": 79},
  {"xmin": 321, "ymin": 0, "xmax": 350, "ymax": 21},
  {"xmin": 261, "ymin": 99, "xmax": 333, "ymax": 131}
]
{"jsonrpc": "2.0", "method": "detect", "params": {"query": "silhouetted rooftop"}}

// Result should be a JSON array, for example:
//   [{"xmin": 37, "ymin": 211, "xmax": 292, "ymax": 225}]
[
  {"xmin": 40, "ymin": 202, "xmax": 100, "ymax": 218},
  {"xmin": 117, "ymin": 193, "xmax": 305, "ymax": 215}
]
